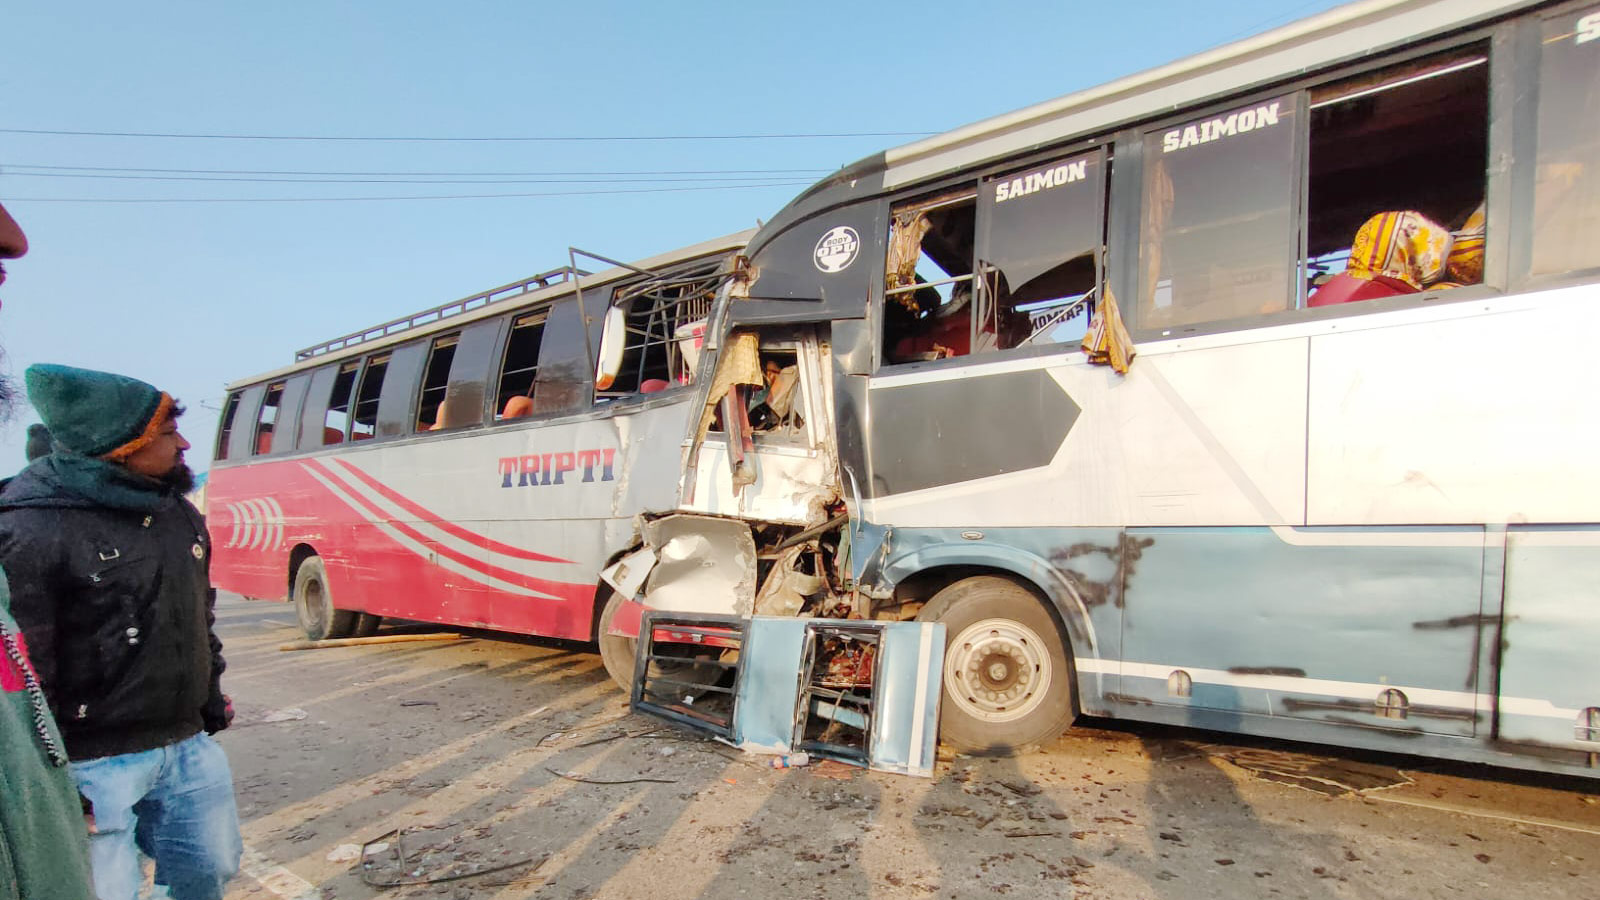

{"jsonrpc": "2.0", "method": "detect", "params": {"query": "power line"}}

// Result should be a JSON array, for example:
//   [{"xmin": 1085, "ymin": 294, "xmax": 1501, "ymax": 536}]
[
  {"xmin": 0, "ymin": 126, "xmax": 935, "ymax": 143},
  {"xmin": 5, "ymin": 181, "xmax": 814, "ymax": 203},
  {"xmin": 5, "ymin": 171, "xmax": 817, "ymax": 186},
  {"xmin": 3, "ymin": 163, "xmax": 832, "ymax": 177}
]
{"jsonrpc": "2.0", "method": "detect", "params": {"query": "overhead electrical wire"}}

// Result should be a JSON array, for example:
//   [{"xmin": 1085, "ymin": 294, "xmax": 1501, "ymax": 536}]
[
  {"xmin": 3, "ymin": 163, "xmax": 831, "ymax": 177},
  {"xmin": 3, "ymin": 181, "xmax": 815, "ymax": 203},
  {"xmin": 7, "ymin": 171, "xmax": 817, "ymax": 185},
  {"xmin": 0, "ymin": 126, "xmax": 936, "ymax": 142}
]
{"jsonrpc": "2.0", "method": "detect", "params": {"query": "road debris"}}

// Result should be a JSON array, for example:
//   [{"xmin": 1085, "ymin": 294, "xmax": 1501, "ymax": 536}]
[
  {"xmin": 278, "ymin": 633, "xmax": 465, "ymax": 652},
  {"xmin": 544, "ymin": 767, "xmax": 677, "ymax": 785}
]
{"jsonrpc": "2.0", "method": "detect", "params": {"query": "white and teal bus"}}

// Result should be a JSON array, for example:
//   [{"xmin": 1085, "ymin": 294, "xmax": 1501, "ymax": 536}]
[{"xmin": 606, "ymin": 0, "xmax": 1600, "ymax": 778}]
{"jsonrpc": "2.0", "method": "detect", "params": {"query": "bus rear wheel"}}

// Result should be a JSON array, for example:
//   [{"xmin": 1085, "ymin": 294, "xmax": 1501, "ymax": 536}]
[
  {"xmin": 293, "ymin": 556, "xmax": 358, "ymax": 641},
  {"xmin": 918, "ymin": 575, "xmax": 1075, "ymax": 755}
]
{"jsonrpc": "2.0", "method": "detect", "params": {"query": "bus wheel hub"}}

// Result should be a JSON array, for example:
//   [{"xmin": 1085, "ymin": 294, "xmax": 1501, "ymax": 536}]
[{"xmin": 947, "ymin": 618, "xmax": 1053, "ymax": 723}]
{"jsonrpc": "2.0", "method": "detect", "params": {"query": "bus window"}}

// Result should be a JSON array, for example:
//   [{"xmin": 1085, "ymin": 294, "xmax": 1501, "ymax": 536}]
[
  {"xmin": 1138, "ymin": 94, "xmax": 1297, "ymax": 332},
  {"xmin": 748, "ymin": 348, "xmax": 806, "ymax": 438},
  {"xmin": 1531, "ymin": 8, "xmax": 1600, "ymax": 277},
  {"xmin": 595, "ymin": 261, "xmax": 717, "ymax": 399},
  {"xmin": 883, "ymin": 190, "xmax": 977, "ymax": 364},
  {"xmin": 252, "ymin": 381, "xmax": 284, "ymax": 456},
  {"xmin": 977, "ymin": 149, "xmax": 1106, "ymax": 351},
  {"xmin": 496, "ymin": 311, "xmax": 546, "ymax": 420},
  {"xmin": 323, "ymin": 361, "xmax": 360, "ymax": 444},
  {"xmin": 415, "ymin": 334, "xmax": 459, "ymax": 431},
  {"xmin": 1305, "ymin": 48, "xmax": 1489, "ymax": 305},
  {"xmin": 214, "ymin": 391, "xmax": 241, "ymax": 461},
  {"xmin": 270, "ymin": 375, "xmax": 311, "ymax": 454},
  {"xmin": 351, "ymin": 353, "xmax": 389, "ymax": 441},
  {"xmin": 530, "ymin": 297, "xmax": 590, "ymax": 416}
]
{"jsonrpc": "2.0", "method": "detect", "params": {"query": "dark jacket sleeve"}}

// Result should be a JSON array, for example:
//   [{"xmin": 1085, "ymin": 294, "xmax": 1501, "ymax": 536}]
[
  {"xmin": 200, "ymin": 586, "xmax": 230, "ymax": 733},
  {"xmin": 0, "ymin": 512, "xmax": 65, "ymax": 712},
  {"xmin": 190, "ymin": 497, "xmax": 230, "ymax": 734}
]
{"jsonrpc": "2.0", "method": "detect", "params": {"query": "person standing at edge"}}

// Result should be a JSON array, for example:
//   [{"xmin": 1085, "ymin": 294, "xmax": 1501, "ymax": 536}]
[
  {"xmin": 0, "ymin": 200, "xmax": 97, "ymax": 900},
  {"xmin": 0, "ymin": 362, "xmax": 241, "ymax": 900}
]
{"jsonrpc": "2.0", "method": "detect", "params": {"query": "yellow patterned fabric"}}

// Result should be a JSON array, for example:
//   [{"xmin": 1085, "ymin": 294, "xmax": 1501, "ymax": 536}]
[
  {"xmin": 1446, "ymin": 203, "xmax": 1486, "ymax": 285},
  {"xmin": 1347, "ymin": 210, "xmax": 1452, "ymax": 289},
  {"xmin": 1081, "ymin": 283, "xmax": 1136, "ymax": 375}
]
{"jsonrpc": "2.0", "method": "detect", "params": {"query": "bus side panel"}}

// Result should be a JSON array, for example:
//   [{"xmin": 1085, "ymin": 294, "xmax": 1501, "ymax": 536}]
[
  {"xmin": 1307, "ymin": 285, "xmax": 1600, "ymax": 526},
  {"xmin": 861, "ymin": 336, "xmax": 1308, "ymax": 530},
  {"xmin": 207, "ymin": 460, "xmax": 328, "ymax": 602},
  {"xmin": 478, "ymin": 398, "xmax": 701, "ymax": 638},
  {"xmin": 1498, "ymin": 527, "xmax": 1600, "ymax": 754},
  {"xmin": 1117, "ymin": 526, "xmax": 1486, "ymax": 738}
]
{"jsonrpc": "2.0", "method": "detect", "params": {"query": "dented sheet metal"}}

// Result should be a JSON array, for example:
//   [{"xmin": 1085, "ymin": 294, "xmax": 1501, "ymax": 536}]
[
  {"xmin": 631, "ymin": 612, "xmax": 945, "ymax": 777},
  {"xmin": 600, "ymin": 514, "xmax": 758, "ymax": 617}
]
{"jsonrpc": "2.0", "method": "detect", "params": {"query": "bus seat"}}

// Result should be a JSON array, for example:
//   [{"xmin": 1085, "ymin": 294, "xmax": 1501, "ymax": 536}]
[
  {"xmin": 502, "ymin": 395, "xmax": 534, "ymax": 419},
  {"xmin": 323, "ymin": 427, "xmax": 343, "ymax": 445},
  {"xmin": 640, "ymin": 378, "xmax": 670, "ymax": 393},
  {"xmin": 1307, "ymin": 272, "xmax": 1415, "ymax": 307},
  {"xmin": 255, "ymin": 429, "xmax": 273, "ymax": 455}
]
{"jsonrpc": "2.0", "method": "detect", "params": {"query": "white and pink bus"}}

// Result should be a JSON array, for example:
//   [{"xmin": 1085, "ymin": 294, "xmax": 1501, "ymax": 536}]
[{"xmin": 206, "ymin": 232, "xmax": 751, "ymax": 644}]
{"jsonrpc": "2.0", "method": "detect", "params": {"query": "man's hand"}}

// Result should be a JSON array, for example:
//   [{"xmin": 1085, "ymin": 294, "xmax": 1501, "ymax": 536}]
[{"xmin": 203, "ymin": 693, "xmax": 235, "ymax": 734}]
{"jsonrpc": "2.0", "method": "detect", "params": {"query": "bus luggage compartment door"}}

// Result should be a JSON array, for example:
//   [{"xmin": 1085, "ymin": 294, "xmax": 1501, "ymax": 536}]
[{"xmin": 1118, "ymin": 526, "xmax": 1486, "ymax": 738}]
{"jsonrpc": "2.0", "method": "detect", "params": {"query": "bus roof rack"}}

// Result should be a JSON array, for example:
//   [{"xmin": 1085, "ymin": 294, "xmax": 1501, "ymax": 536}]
[{"xmin": 293, "ymin": 264, "xmax": 590, "ymax": 361}]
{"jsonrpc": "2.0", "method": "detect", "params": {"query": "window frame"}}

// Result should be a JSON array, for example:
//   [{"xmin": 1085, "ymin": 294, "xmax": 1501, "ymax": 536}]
[
  {"xmin": 349, "ymin": 352, "xmax": 391, "ymax": 443},
  {"xmin": 269, "ymin": 373, "xmax": 312, "ymax": 454},
  {"xmin": 876, "ymin": 137, "xmax": 1116, "ymax": 374},
  {"xmin": 251, "ymin": 381, "xmax": 286, "ymax": 457},
  {"xmin": 1120, "ymin": 27, "xmax": 1505, "ymax": 340},
  {"xmin": 214, "ymin": 391, "xmax": 243, "ymax": 462},
  {"xmin": 413, "ymin": 332, "xmax": 462, "ymax": 433}
]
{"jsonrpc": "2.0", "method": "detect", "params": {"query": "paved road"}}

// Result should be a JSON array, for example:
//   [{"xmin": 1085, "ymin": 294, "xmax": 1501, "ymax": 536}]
[{"xmin": 212, "ymin": 594, "xmax": 1600, "ymax": 900}]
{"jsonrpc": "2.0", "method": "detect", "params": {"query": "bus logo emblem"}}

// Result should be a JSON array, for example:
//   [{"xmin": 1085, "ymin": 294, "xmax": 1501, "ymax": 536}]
[{"xmin": 814, "ymin": 226, "xmax": 860, "ymax": 273}]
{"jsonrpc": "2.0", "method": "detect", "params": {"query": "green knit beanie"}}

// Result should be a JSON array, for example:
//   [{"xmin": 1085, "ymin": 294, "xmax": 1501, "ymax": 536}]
[{"xmin": 24, "ymin": 364, "xmax": 170, "ymax": 459}]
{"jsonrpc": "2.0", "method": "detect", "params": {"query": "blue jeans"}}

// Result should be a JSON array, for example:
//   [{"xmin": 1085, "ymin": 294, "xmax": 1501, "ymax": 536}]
[{"xmin": 70, "ymin": 732, "xmax": 243, "ymax": 900}]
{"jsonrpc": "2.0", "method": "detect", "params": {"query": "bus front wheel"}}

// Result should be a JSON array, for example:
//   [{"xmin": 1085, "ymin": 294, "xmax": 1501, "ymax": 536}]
[
  {"xmin": 918, "ymin": 576, "xmax": 1075, "ymax": 755},
  {"xmin": 293, "ymin": 556, "xmax": 357, "ymax": 641},
  {"xmin": 597, "ymin": 590, "xmax": 637, "ymax": 691},
  {"xmin": 596, "ymin": 589, "xmax": 728, "ymax": 695}
]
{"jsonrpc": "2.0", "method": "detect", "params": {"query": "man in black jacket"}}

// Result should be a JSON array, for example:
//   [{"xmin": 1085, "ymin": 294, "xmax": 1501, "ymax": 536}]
[{"xmin": 0, "ymin": 363, "xmax": 240, "ymax": 900}]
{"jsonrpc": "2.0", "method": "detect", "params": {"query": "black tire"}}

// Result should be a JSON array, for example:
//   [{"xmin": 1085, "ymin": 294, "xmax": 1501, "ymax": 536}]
[
  {"xmin": 917, "ymin": 575, "xmax": 1076, "ymax": 755},
  {"xmin": 293, "ymin": 557, "xmax": 358, "ymax": 641},
  {"xmin": 597, "ymin": 589, "xmax": 637, "ymax": 691},
  {"xmin": 596, "ymin": 588, "xmax": 728, "ymax": 695},
  {"xmin": 352, "ymin": 612, "xmax": 383, "ymax": 638}
]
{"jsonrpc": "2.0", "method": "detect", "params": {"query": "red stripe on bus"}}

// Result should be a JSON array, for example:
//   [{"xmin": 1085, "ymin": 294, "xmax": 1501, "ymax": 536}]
[
  {"xmin": 326, "ymin": 457, "xmax": 575, "ymax": 565},
  {"xmin": 305, "ymin": 460, "xmax": 592, "ymax": 603}
]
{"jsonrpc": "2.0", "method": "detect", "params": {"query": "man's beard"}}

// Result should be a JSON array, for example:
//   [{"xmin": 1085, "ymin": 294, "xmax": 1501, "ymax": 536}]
[
  {"xmin": 162, "ymin": 461, "xmax": 196, "ymax": 495},
  {"xmin": 0, "ymin": 371, "xmax": 14, "ymax": 424}
]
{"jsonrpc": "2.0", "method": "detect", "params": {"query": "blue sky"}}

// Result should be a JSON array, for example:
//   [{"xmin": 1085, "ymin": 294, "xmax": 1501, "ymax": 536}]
[{"xmin": 0, "ymin": 0, "xmax": 1345, "ymax": 468}]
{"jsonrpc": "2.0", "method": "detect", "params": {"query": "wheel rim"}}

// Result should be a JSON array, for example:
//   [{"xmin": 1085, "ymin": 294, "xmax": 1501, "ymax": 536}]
[
  {"xmin": 943, "ymin": 617, "xmax": 1053, "ymax": 723},
  {"xmin": 301, "ymin": 578, "xmax": 326, "ymax": 635}
]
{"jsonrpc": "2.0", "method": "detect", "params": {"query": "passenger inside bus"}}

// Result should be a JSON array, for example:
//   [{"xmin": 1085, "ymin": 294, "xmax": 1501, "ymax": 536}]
[{"xmin": 748, "ymin": 355, "xmax": 802, "ymax": 432}]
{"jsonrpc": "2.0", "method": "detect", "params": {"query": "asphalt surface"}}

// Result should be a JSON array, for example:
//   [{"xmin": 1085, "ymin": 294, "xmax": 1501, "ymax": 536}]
[{"xmin": 212, "ymin": 593, "xmax": 1600, "ymax": 900}]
